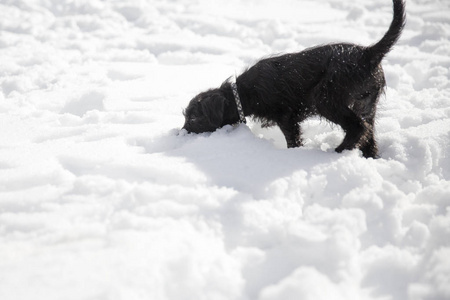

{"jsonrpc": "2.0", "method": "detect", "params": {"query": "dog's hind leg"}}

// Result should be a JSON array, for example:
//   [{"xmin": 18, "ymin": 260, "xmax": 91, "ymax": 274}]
[
  {"xmin": 317, "ymin": 103, "xmax": 367, "ymax": 154},
  {"xmin": 352, "ymin": 92, "xmax": 381, "ymax": 158},
  {"xmin": 334, "ymin": 110, "xmax": 366, "ymax": 154},
  {"xmin": 358, "ymin": 118, "xmax": 379, "ymax": 158}
]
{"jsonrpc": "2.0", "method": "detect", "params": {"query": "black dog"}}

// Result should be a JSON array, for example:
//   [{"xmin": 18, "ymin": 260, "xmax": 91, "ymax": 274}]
[{"xmin": 182, "ymin": 0, "xmax": 405, "ymax": 158}]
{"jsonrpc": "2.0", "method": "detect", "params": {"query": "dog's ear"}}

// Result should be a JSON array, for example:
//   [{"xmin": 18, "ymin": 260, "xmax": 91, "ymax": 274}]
[{"xmin": 201, "ymin": 94, "xmax": 225, "ymax": 128}]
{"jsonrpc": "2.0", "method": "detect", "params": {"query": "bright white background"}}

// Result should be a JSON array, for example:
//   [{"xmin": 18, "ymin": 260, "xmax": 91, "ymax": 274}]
[{"xmin": 0, "ymin": 0, "xmax": 449, "ymax": 299}]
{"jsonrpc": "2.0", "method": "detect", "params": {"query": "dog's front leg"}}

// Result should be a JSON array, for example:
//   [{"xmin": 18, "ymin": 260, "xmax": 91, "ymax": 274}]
[{"xmin": 278, "ymin": 114, "xmax": 302, "ymax": 148}]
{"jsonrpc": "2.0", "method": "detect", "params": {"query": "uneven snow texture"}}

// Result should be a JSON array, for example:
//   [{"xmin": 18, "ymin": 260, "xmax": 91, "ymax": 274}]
[{"xmin": 0, "ymin": 0, "xmax": 449, "ymax": 299}]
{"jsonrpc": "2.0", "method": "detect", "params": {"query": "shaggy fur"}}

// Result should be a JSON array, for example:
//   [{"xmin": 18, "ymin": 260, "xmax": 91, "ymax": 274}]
[{"xmin": 182, "ymin": 0, "xmax": 406, "ymax": 158}]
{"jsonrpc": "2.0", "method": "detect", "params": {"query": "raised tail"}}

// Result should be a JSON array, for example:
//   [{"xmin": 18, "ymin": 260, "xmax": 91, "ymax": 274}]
[{"xmin": 367, "ymin": 0, "xmax": 406, "ymax": 64}]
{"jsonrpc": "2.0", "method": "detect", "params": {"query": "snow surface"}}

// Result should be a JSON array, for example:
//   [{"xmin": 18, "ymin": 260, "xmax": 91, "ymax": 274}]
[{"xmin": 0, "ymin": 0, "xmax": 449, "ymax": 299}]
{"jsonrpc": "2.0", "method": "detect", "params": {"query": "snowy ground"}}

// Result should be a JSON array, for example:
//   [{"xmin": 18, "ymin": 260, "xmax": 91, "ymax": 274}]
[{"xmin": 0, "ymin": 0, "xmax": 449, "ymax": 299}]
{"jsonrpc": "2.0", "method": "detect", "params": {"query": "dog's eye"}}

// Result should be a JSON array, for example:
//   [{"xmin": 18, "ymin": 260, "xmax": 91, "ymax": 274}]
[
  {"xmin": 360, "ymin": 91, "xmax": 371, "ymax": 99},
  {"xmin": 187, "ymin": 115, "xmax": 198, "ymax": 123}
]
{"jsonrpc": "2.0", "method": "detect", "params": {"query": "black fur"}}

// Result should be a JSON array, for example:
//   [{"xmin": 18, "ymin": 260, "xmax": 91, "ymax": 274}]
[{"xmin": 182, "ymin": 0, "xmax": 406, "ymax": 158}]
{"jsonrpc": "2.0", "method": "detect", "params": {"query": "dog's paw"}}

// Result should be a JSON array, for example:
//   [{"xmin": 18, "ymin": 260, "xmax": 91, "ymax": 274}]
[{"xmin": 335, "ymin": 145, "xmax": 346, "ymax": 153}]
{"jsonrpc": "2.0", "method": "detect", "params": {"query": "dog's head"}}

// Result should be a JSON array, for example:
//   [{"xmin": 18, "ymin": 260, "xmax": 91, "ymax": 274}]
[{"xmin": 182, "ymin": 89, "xmax": 226, "ymax": 134}]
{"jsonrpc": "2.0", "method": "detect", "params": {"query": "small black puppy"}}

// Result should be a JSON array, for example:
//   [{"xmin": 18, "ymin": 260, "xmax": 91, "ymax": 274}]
[{"xmin": 183, "ymin": 0, "xmax": 405, "ymax": 158}]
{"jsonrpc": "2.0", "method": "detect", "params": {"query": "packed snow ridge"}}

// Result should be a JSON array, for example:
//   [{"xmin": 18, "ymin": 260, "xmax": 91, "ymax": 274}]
[{"xmin": 0, "ymin": 0, "xmax": 449, "ymax": 300}]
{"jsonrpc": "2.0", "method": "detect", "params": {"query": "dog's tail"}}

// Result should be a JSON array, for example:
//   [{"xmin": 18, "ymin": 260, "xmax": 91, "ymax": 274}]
[{"xmin": 367, "ymin": 0, "xmax": 406, "ymax": 64}]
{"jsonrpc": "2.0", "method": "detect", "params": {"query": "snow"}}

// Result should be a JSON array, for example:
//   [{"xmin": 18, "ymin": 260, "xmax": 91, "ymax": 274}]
[{"xmin": 0, "ymin": 0, "xmax": 449, "ymax": 299}]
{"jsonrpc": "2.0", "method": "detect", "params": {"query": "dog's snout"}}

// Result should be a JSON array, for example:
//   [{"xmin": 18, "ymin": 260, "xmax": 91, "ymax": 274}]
[
  {"xmin": 178, "ymin": 127, "xmax": 188, "ymax": 136},
  {"xmin": 181, "ymin": 123, "xmax": 195, "ymax": 134}
]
